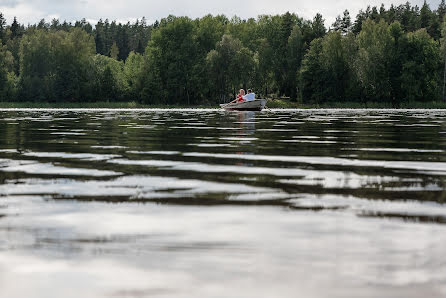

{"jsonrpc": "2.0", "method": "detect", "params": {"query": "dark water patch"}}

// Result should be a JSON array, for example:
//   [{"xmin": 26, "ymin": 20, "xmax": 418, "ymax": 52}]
[{"xmin": 359, "ymin": 211, "xmax": 446, "ymax": 224}]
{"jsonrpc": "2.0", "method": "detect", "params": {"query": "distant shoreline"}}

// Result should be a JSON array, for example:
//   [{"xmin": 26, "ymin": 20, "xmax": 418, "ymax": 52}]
[{"xmin": 1, "ymin": 100, "xmax": 446, "ymax": 109}]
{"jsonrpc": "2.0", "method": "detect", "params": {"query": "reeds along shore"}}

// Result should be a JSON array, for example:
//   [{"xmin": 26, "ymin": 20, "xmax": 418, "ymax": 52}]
[{"xmin": 1, "ymin": 1, "xmax": 446, "ymax": 105}]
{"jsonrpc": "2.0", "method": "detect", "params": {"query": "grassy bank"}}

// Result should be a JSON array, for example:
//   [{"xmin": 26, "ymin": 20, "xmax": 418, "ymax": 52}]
[{"xmin": 1, "ymin": 100, "xmax": 446, "ymax": 109}]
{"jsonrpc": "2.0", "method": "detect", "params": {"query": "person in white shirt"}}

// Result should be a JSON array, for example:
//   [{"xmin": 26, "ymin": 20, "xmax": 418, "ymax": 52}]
[{"xmin": 243, "ymin": 89, "xmax": 255, "ymax": 101}]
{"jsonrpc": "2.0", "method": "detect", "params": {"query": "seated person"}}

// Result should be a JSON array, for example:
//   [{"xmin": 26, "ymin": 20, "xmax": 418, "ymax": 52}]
[
  {"xmin": 243, "ymin": 89, "xmax": 255, "ymax": 101},
  {"xmin": 236, "ymin": 89, "xmax": 246, "ymax": 102}
]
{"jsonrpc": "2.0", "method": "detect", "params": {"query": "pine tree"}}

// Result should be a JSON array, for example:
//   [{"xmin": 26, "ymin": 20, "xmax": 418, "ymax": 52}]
[
  {"xmin": 420, "ymin": 1, "xmax": 432, "ymax": 29},
  {"xmin": 37, "ymin": 19, "xmax": 49, "ymax": 30},
  {"xmin": 370, "ymin": 6, "xmax": 379, "ymax": 21},
  {"xmin": 136, "ymin": 39, "xmax": 144, "ymax": 54},
  {"xmin": 117, "ymin": 24, "xmax": 130, "ymax": 60},
  {"xmin": 438, "ymin": 0, "xmax": 446, "ymax": 21},
  {"xmin": 379, "ymin": 4, "xmax": 386, "ymax": 19},
  {"xmin": 388, "ymin": 5, "xmax": 397, "ymax": 23},
  {"xmin": 10, "ymin": 17, "xmax": 20, "ymax": 39},
  {"xmin": 428, "ymin": 14, "xmax": 441, "ymax": 40},
  {"xmin": 0, "ymin": 13, "xmax": 6, "ymax": 43},
  {"xmin": 333, "ymin": 10, "xmax": 351, "ymax": 35},
  {"xmin": 280, "ymin": 12, "xmax": 294, "ymax": 47},
  {"xmin": 95, "ymin": 20, "xmax": 106, "ymax": 55},
  {"xmin": 50, "ymin": 18, "xmax": 60, "ymax": 31},
  {"xmin": 312, "ymin": 13, "xmax": 326, "ymax": 39}
]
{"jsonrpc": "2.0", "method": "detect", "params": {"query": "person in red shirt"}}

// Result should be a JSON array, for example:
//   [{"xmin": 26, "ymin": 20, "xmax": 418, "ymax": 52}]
[{"xmin": 236, "ymin": 89, "xmax": 246, "ymax": 102}]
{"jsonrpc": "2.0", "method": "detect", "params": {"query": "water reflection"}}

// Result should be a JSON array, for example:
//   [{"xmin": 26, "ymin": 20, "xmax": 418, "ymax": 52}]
[{"xmin": 0, "ymin": 109, "xmax": 446, "ymax": 297}]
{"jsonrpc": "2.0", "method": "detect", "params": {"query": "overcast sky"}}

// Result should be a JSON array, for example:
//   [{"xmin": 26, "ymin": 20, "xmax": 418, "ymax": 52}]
[{"xmin": 0, "ymin": 0, "xmax": 441, "ymax": 26}]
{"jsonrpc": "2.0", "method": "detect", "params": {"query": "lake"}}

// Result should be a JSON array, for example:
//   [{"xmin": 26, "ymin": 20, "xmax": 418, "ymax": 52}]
[{"xmin": 0, "ymin": 108, "xmax": 445, "ymax": 298}]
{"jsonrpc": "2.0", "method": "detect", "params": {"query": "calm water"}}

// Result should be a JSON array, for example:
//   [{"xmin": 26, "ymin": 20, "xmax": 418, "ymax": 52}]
[{"xmin": 0, "ymin": 108, "xmax": 445, "ymax": 298}]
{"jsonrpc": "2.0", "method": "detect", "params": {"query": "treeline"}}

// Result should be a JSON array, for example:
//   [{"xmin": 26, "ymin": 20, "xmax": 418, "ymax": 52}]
[{"xmin": 0, "ymin": 1, "xmax": 446, "ymax": 104}]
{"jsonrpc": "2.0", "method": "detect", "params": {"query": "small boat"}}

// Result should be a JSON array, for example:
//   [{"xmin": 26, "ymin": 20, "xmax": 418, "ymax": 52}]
[{"xmin": 220, "ymin": 99, "xmax": 267, "ymax": 111}]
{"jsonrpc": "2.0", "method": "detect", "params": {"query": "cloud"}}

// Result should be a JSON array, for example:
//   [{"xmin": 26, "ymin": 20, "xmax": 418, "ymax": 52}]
[
  {"xmin": 0, "ymin": 0, "xmax": 441, "ymax": 26},
  {"xmin": 0, "ymin": 2, "xmax": 44, "ymax": 24}
]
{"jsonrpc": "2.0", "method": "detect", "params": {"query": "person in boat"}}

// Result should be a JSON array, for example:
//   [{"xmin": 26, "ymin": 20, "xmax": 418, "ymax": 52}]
[
  {"xmin": 243, "ymin": 89, "xmax": 255, "ymax": 101},
  {"xmin": 236, "ymin": 89, "xmax": 246, "ymax": 102}
]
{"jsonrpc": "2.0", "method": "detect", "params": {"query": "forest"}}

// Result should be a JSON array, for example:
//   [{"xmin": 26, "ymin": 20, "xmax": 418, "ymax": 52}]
[{"xmin": 0, "ymin": 1, "xmax": 446, "ymax": 105}]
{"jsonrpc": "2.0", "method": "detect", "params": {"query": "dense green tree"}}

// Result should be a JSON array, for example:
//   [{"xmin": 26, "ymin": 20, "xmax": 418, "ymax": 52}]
[
  {"xmin": 0, "ymin": 43, "xmax": 16, "ymax": 100},
  {"xmin": 37, "ymin": 19, "xmax": 50, "ymax": 31},
  {"xmin": 387, "ymin": 22, "xmax": 405, "ymax": 102},
  {"xmin": 286, "ymin": 25, "xmax": 304, "ymax": 100},
  {"xmin": 206, "ymin": 34, "xmax": 254, "ymax": 100},
  {"xmin": 226, "ymin": 16, "xmax": 259, "ymax": 52},
  {"xmin": 75, "ymin": 18, "xmax": 93, "ymax": 34},
  {"xmin": 95, "ymin": 20, "xmax": 106, "ymax": 55},
  {"xmin": 300, "ymin": 31, "xmax": 356, "ymax": 103},
  {"xmin": 428, "ymin": 13, "xmax": 441, "ymax": 39},
  {"xmin": 195, "ymin": 15, "xmax": 227, "ymax": 54},
  {"xmin": 272, "ymin": 12, "xmax": 302, "ymax": 96},
  {"xmin": 370, "ymin": 6, "xmax": 380, "ymax": 21},
  {"xmin": 400, "ymin": 2, "xmax": 418, "ymax": 32},
  {"xmin": 388, "ymin": 5, "xmax": 397, "ymax": 23},
  {"xmin": 87, "ymin": 54, "xmax": 127, "ymax": 101},
  {"xmin": 379, "ymin": 4, "xmax": 387, "ymax": 20},
  {"xmin": 355, "ymin": 20, "xmax": 395, "ymax": 101},
  {"xmin": 110, "ymin": 42, "xmax": 119, "ymax": 59},
  {"xmin": 311, "ymin": 13, "xmax": 326, "ymax": 39},
  {"xmin": 142, "ymin": 17, "xmax": 201, "ymax": 104},
  {"xmin": 300, "ymin": 38, "xmax": 326, "ymax": 103},
  {"xmin": 138, "ymin": 52, "xmax": 163, "ymax": 104},
  {"xmin": 253, "ymin": 38, "xmax": 275, "ymax": 97},
  {"xmin": 117, "ymin": 24, "xmax": 130, "ymax": 60},
  {"xmin": 420, "ymin": 1, "xmax": 432, "ymax": 29},
  {"xmin": 123, "ymin": 51, "xmax": 144, "ymax": 98},
  {"xmin": 400, "ymin": 29, "xmax": 441, "ymax": 101},
  {"xmin": 19, "ymin": 28, "xmax": 95, "ymax": 101}
]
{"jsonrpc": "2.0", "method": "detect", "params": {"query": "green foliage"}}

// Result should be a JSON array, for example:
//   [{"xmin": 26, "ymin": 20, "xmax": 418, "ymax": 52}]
[
  {"xmin": 355, "ymin": 19, "xmax": 394, "ymax": 101},
  {"xmin": 124, "ymin": 51, "xmax": 144, "ymax": 99},
  {"xmin": 332, "ymin": 10, "xmax": 352, "ymax": 35},
  {"xmin": 89, "ymin": 54, "xmax": 126, "ymax": 101},
  {"xmin": 312, "ymin": 14, "xmax": 326, "ymax": 39},
  {"xmin": 286, "ymin": 26, "xmax": 304, "ymax": 100},
  {"xmin": 400, "ymin": 29, "xmax": 441, "ymax": 101},
  {"xmin": 141, "ymin": 16, "xmax": 201, "ymax": 104},
  {"xmin": 206, "ymin": 34, "xmax": 254, "ymax": 100},
  {"xmin": 0, "ymin": 43, "xmax": 16, "ymax": 100},
  {"xmin": 0, "ymin": 2, "xmax": 446, "ymax": 105},
  {"xmin": 300, "ymin": 32, "xmax": 356, "ymax": 103},
  {"xmin": 195, "ymin": 15, "xmax": 227, "ymax": 54},
  {"xmin": 19, "ymin": 28, "xmax": 95, "ymax": 101},
  {"xmin": 300, "ymin": 38, "xmax": 325, "ymax": 103},
  {"xmin": 110, "ymin": 42, "xmax": 119, "ymax": 59}
]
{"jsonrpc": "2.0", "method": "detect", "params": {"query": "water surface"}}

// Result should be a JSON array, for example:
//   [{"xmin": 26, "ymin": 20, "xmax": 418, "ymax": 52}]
[{"xmin": 0, "ymin": 109, "xmax": 445, "ymax": 297}]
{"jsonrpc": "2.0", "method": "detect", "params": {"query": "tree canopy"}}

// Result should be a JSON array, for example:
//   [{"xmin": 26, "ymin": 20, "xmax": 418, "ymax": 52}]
[{"xmin": 0, "ymin": 2, "xmax": 445, "ymax": 105}]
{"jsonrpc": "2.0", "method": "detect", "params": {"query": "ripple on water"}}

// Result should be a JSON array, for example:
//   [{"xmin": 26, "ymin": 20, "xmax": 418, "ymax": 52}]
[{"xmin": 0, "ymin": 109, "xmax": 446, "ymax": 298}]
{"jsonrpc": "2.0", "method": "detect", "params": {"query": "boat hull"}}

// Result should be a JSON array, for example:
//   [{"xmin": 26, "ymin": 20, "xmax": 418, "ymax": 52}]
[{"xmin": 220, "ymin": 99, "xmax": 267, "ymax": 111}]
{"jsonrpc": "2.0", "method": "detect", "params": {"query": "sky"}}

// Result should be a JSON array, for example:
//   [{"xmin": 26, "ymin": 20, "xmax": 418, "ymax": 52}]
[{"xmin": 0, "ymin": 0, "xmax": 441, "ymax": 27}]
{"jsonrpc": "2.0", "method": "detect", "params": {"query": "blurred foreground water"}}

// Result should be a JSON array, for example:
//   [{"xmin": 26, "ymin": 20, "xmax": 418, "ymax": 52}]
[{"xmin": 0, "ymin": 109, "xmax": 445, "ymax": 297}]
